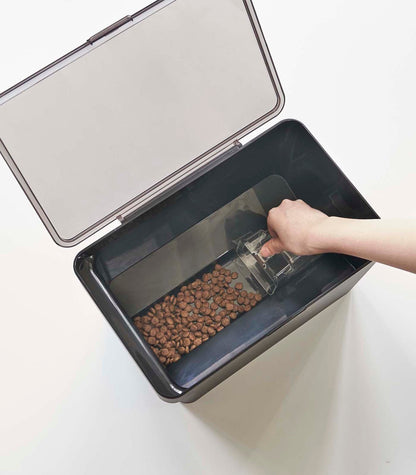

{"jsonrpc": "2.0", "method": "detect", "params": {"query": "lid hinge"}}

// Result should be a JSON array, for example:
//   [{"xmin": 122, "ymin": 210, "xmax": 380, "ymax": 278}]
[
  {"xmin": 233, "ymin": 139, "xmax": 243, "ymax": 149},
  {"xmin": 87, "ymin": 15, "xmax": 133, "ymax": 44}
]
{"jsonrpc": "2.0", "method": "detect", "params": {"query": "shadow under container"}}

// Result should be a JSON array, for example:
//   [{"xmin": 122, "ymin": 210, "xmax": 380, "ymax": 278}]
[{"xmin": 75, "ymin": 119, "xmax": 378, "ymax": 403}]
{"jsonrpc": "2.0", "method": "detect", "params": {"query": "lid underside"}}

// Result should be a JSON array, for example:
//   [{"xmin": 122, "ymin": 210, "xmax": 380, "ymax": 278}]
[{"xmin": 0, "ymin": 0, "xmax": 284, "ymax": 246}]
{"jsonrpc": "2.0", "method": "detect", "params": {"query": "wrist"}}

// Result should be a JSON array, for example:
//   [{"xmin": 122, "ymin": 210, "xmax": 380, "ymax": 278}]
[{"xmin": 307, "ymin": 216, "xmax": 342, "ymax": 254}]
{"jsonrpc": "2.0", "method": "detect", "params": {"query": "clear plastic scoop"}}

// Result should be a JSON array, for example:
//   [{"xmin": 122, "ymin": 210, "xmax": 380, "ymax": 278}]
[{"xmin": 236, "ymin": 230, "xmax": 317, "ymax": 295}]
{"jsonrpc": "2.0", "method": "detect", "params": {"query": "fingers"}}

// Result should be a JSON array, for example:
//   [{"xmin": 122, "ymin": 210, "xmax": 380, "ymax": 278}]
[
  {"xmin": 260, "ymin": 237, "xmax": 284, "ymax": 258},
  {"xmin": 267, "ymin": 209, "xmax": 280, "ymax": 238},
  {"xmin": 268, "ymin": 226, "xmax": 278, "ymax": 239}
]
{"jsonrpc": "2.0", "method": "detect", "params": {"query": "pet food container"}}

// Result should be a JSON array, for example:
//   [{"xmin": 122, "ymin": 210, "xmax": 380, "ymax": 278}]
[{"xmin": 0, "ymin": 0, "xmax": 378, "ymax": 402}]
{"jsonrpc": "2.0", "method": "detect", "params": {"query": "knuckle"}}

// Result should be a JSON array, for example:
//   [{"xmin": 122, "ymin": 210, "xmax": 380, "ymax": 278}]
[
  {"xmin": 269, "ymin": 207, "xmax": 279, "ymax": 215},
  {"xmin": 281, "ymin": 199, "xmax": 294, "ymax": 208}
]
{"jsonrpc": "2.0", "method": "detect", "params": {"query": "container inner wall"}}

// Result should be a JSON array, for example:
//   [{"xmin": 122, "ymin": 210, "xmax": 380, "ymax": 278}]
[
  {"xmin": 110, "ymin": 175, "xmax": 295, "ymax": 316},
  {"xmin": 81, "ymin": 120, "xmax": 377, "ymax": 390}
]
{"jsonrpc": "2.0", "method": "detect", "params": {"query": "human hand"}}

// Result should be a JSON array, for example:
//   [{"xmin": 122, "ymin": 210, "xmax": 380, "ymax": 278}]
[{"xmin": 260, "ymin": 199, "xmax": 329, "ymax": 257}]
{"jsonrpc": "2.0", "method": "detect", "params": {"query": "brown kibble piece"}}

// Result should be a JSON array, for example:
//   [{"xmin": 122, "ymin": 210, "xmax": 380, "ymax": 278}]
[{"xmin": 235, "ymin": 282, "xmax": 243, "ymax": 290}]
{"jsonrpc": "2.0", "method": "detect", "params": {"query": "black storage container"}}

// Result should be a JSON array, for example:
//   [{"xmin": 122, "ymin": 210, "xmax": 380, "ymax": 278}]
[{"xmin": 0, "ymin": 0, "xmax": 378, "ymax": 402}]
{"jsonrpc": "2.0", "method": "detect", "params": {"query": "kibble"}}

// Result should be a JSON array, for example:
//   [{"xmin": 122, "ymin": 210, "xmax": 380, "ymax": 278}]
[{"xmin": 133, "ymin": 263, "xmax": 263, "ymax": 366}]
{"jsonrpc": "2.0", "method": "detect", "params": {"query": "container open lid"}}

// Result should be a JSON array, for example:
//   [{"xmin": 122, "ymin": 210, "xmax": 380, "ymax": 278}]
[{"xmin": 0, "ymin": 0, "xmax": 284, "ymax": 246}]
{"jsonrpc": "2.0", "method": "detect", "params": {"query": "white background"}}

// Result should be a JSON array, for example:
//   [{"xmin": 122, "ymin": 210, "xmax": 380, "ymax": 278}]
[{"xmin": 1, "ymin": 0, "xmax": 416, "ymax": 474}]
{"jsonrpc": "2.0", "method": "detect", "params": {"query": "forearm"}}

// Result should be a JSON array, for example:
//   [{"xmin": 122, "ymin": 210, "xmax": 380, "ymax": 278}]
[{"xmin": 310, "ymin": 218, "xmax": 416, "ymax": 274}]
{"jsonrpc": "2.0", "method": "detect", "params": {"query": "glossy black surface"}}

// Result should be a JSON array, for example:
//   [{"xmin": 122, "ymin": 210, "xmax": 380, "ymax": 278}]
[{"xmin": 74, "ymin": 120, "xmax": 378, "ymax": 402}]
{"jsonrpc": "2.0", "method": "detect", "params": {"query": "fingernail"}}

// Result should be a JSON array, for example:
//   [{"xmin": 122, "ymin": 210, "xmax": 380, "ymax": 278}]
[{"xmin": 260, "ymin": 246, "xmax": 271, "ymax": 258}]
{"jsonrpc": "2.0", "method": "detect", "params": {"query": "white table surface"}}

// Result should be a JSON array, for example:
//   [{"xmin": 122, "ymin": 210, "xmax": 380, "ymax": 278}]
[{"xmin": 1, "ymin": 1, "xmax": 416, "ymax": 474}]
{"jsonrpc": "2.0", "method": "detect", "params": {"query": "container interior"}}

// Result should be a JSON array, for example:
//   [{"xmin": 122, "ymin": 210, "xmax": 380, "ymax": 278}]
[{"xmin": 83, "ymin": 120, "xmax": 377, "ymax": 389}]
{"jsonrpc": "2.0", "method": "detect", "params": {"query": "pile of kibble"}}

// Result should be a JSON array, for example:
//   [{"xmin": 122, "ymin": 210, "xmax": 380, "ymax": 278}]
[{"xmin": 133, "ymin": 264, "xmax": 262, "ymax": 366}]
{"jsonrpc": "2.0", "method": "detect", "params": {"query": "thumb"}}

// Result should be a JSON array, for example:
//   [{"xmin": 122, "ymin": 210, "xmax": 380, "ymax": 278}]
[{"xmin": 260, "ymin": 238, "xmax": 284, "ymax": 258}]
